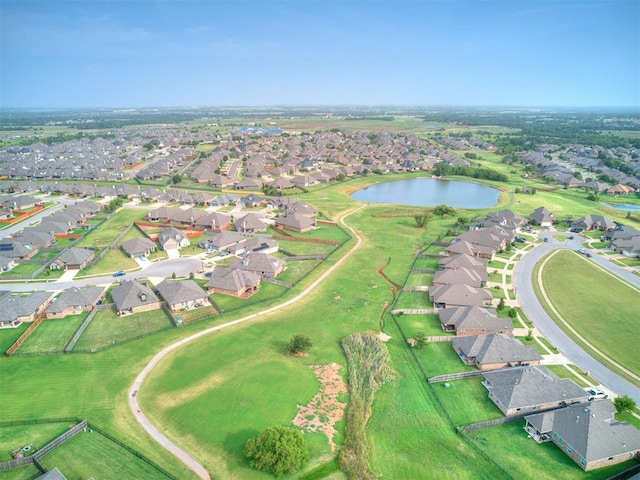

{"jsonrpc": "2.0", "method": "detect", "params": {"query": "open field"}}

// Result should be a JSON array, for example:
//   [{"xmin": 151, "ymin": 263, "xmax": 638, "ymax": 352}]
[
  {"xmin": 76, "ymin": 209, "xmax": 148, "ymax": 248},
  {"xmin": 538, "ymin": 249, "xmax": 640, "ymax": 381},
  {"xmin": 16, "ymin": 314, "xmax": 87, "ymax": 354}
]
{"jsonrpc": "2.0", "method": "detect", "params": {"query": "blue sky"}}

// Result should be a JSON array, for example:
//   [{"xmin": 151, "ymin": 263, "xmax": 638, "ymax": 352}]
[{"xmin": 1, "ymin": 0, "xmax": 638, "ymax": 108}]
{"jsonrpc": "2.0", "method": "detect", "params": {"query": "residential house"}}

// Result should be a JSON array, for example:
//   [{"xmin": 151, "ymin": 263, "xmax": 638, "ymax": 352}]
[
  {"xmin": 230, "ymin": 252, "xmax": 286, "ymax": 279},
  {"xmin": 195, "ymin": 211, "xmax": 232, "ymax": 232},
  {"xmin": 156, "ymin": 279, "xmax": 208, "ymax": 311},
  {"xmin": 121, "ymin": 237, "xmax": 156, "ymax": 258},
  {"xmin": 524, "ymin": 399, "xmax": 640, "ymax": 471},
  {"xmin": 481, "ymin": 365, "xmax": 588, "ymax": 416},
  {"xmin": 111, "ymin": 280, "xmax": 161, "ymax": 316},
  {"xmin": 45, "ymin": 286, "xmax": 105, "ymax": 319},
  {"xmin": 530, "ymin": 206, "xmax": 555, "ymax": 228},
  {"xmin": 235, "ymin": 177, "xmax": 262, "ymax": 191},
  {"xmin": 0, "ymin": 237, "xmax": 38, "ymax": 260},
  {"xmin": 432, "ymin": 267, "xmax": 486, "ymax": 288},
  {"xmin": 158, "ymin": 227, "xmax": 190, "ymax": 250},
  {"xmin": 243, "ymin": 237, "xmax": 279, "ymax": 255},
  {"xmin": 199, "ymin": 231, "xmax": 247, "ymax": 254},
  {"xmin": 0, "ymin": 291, "xmax": 53, "ymax": 325},
  {"xmin": 607, "ymin": 184, "xmax": 636, "ymax": 196},
  {"xmin": 438, "ymin": 253, "xmax": 488, "ymax": 284},
  {"xmin": 429, "ymin": 283, "xmax": 492, "ymax": 308},
  {"xmin": 571, "ymin": 215, "xmax": 616, "ymax": 232},
  {"xmin": 207, "ymin": 267, "xmax": 261, "ymax": 298},
  {"xmin": 274, "ymin": 213, "xmax": 317, "ymax": 233},
  {"xmin": 452, "ymin": 333, "xmax": 542, "ymax": 370},
  {"xmin": 445, "ymin": 239, "xmax": 495, "ymax": 260},
  {"xmin": 439, "ymin": 306, "xmax": 512, "ymax": 336},
  {"xmin": 50, "ymin": 247, "xmax": 94, "ymax": 270},
  {"xmin": 235, "ymin": 213, "xmax": 268, "ymax": 234}
]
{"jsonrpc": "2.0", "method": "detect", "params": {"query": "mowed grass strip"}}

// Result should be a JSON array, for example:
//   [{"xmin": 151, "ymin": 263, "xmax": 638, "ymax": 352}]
[
  {"xmin": 37, "ymin": 429, "xmax": 173, "ymax": 479},
  {"xmin": 75, "ymin": 208, "xmax": 148, "ymax": 248},
  {"xmin": 0, "ymin": 422, "xmax": 71, "ymax": 461},
  {"xmin": 539, "ymin": 250, "xmax": 640, "ymax": 376},
  {"xmin": 17, "ymin": 314, "xmax": 88, "ymax": 354},
  {"xmin": 73, "ymin": 308, "xmax": 174, "ymax": 352},
  {"xmin": 433, "ymin": 376, "xmax": 502, "ymax": 427}
]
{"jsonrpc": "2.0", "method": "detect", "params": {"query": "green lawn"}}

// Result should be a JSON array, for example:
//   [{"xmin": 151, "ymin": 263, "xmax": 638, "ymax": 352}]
[
  {"xmin": 17, "ymin": 314, "xmax": 88, "ymax": 354},
  {"xmin": 79, "ymin": 248, "xmax": 138, "ymax": 276},
  {"xmin": 0, "ymin": 323, "xmax": 28, "ymax": 352},
  {"xmin": 214, "ymin": 282, "xmax": 289, "ymax": 313},
  {"xmin": 276, "ymin": 238, "xmax": 337, "ymax": 256},
  {"xmin": 516, "ymin": 336, "xmax": 548, "ymax": 355},
  {"xmin": 467, "ymin": 422, "xmax": 636, "ymax": 480},
  {"xmin": 393, "ymin": 290, "xmax": 433, "ymax": 310},
  {"xmin": 0, "ymin": 422, "xmax": 71, "ymax": 461},
  {"xmin": 413, "ymin": 341, "xmax": 475, "ymax": 378},
  {"xmin": 73, "ymin": 308, "xmax": 174, "ymax": 352},
  {"xmin": 76, "ymin": 209, "xmax": 148, "ymax": 248},
  {"xmin": 277, "ymin": 259, "xmax": 322, "ymax": 284},
  {"xmin": 398, "ymin": 313, "xmax": 450, "ymax": 337},
  {"xmin": 37, "ymin": 429, "xmax": 173, "ymax": 479},
  {"xmin": 545, "ymin": 364, "xmax": 594, "ymax": 388},
  {"xmin": 403, "ymin": 272, "xmax": 433, "ymax": 287},
  {"xmin": 538, "ymin": 249, "xmax": 640, "ymax": 381},
  {"xmin": 434, "ymin": 376, "xmax": 503, "ymax": 427},
  {"xmin": 0, "ymin": 263, "xmax": 41, "ymax": 276}
]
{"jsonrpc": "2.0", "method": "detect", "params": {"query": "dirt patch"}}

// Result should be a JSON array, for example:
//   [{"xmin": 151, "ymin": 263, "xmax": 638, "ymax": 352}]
[{"xmin": 292, "ymin": 363, "xmax": 348, "ymax": 453}]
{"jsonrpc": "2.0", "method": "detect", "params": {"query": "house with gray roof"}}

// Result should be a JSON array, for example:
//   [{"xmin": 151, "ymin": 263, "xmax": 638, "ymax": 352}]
[
  {"xmin": 439, "ymin": 306, "xmax": 512, "ymax": 336},
  {"xmin": 482, "ymin": 365, "xmax": 588, "ymax": 416},
  {"xmin": 111, "ymin": 280, "xmax": 161, "ymax": 316},
  {"xmin": 429, "ymin": 283, "xmax": 492, "ymax": 308},
  {"xmin": 195, "ymin": 211, "xmax": 232, "ymax": 232},
  {"xmin": 235, "ymin": 213, "xmax": 268, "ymax": 233},
  {"xmin": 199, "ymin": 231, "xmax": 247, "ymax": 254},
  {"xmin": 45, "ymin": 286, "xmax": 105, "ymax": 319},
  {"xmin": 433, "ymin": 267, "xmax": 486, "ymax": 288},
  {"xmin": 158, "ymin": 227, "xmax": 189, "ymax": 250},
  {"xmin": 121, "ymin": 237, "xmax": 156, "ymax": 258},
  {"xmin": 0, "ymin": 237, "xmax": 38, "ymax": 260},
  {"xmin": 207, "ymin": 267, "xmax": 261, "ymax": 297},
  {"xmin": 524, "ymin": 399, "xmax": 640, "ymax": 471},
  {"xmin": 445, "ymin": 239, "xmax": 495, "ymax": 260},
  {"xmin": 0, "ymin": 291, "xmax": 53, "ymax": 326},
  {"xmin": 156, "ymin": 279, "xmax": 208, "ymax": 311},
  {"xmin": 452, "ymin": 333, "xmax": 542, "ymax": 370},
  {"xmin": 50, "ymin": 247, "xmax": 94, "ymax": 270},
  {"xmin": 571, "ymin": 215, "xmax": 616, "ymax": 232},
  {"xmin": 243, "ymin": 237, "xmax": 279, "ymax": 255}
]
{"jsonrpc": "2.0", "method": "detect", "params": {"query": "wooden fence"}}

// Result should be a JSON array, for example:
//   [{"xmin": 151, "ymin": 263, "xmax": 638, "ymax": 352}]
[
  {"xmin": 391, "ymin": 308, "xmax": 436, "ymax": 315},
  {"xmin": 5, "ymin": 315, "xmax": 45, "ymax": 356},
  {"xmin": 461, "ymin": 412, "xmax": 529, "ymax": 433},
  {"xmin": 428, "ymin": 371, "xmax": 483, "ymax": 383},
  {"xmin": 64, "ymin": 306, "xmax": 106, "ymax": 353},
  {"xmin": 427, "ymin": 335, "xmax": 455, "ymax": 343},
  {"xmin": 402, "ymin": 286, "xmax": 429, "ymax": 292}
]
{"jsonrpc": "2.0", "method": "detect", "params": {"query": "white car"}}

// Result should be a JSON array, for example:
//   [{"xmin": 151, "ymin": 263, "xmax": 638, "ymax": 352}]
[{"xmin": 586, "ymin": 388, "xmax": 607, "ymax": 400}]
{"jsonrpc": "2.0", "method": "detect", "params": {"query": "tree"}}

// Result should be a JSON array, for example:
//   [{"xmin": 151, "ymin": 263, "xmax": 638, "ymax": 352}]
[
  {"xmin": 171, "ymin": 174, "xmax": 182, "ymax": 184},
  {"xmin": 413, "ymin": 331, "xmax": 427, "ymax": 349},
  {"xmin": 497, "ymin": 298, "xmax": 505, "ymax": 311},
  {"xmin": 613, "ymin": 395, "xmax": 636, "ymax": 413},
  {"xmin": 244, "ymin": 426, "xmax": 309, "ymax": 477},
  {"xmin": 508, "ymin": 308, "xmax": 517, "ymax": 320},
  {"xmin": 414, "ymin": 212, "xmax": 433, "ymax": 228},
  {"xmin": 433, "ymin": 204, "xmax": 456, "ymax": 217},
  {"xmin": 287, "ymin": 334, "xmax": 312, "ymax": 354}
]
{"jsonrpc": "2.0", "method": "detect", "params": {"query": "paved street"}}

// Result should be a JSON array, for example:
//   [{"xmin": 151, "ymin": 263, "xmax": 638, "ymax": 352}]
[{"xmin": 514, "ymin": 231, "xmax": 640, "ymax": 403}]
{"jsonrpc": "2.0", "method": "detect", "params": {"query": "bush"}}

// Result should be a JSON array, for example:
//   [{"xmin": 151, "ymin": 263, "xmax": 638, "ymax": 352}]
[
  {"xmin": 287, "ymin": 334, "xmax": 312, "ymax": 354},
  {"xmin": 244, "ymin": 426, "xmax": 309, "ymax": 477},
  {"xmin": 613, "ymin": 395, "xmax": 636, "ymax": 413}
]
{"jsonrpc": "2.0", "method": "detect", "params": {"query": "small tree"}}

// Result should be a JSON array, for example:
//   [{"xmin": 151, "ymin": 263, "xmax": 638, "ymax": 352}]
[
  {"xmin": 287, "ymin": 334, "xmax": 312, "ymax": 355},
  {"xmin": 613, "ymin": 395, "xmax": 636, "ymax": 413},
  {"xmin": 244, "ymin": 426, "xmax": 308, "ymax": 477},
  {"xmin": 497, "ymin": 298, "xmax": 505, "ymax": 311},
  {"xmin": 508, "ymin": 308, "xmax": 517, "ymax": 320},
  {"xmin": 414, "ymin": 212, "xmax": 433, "ymax": 228},
  {"xmin": 189, "ymin": 271, "xmax": 194, "ymax": 280},
  {"xmin": 171, "ymin": 272, "xmax": 176, "ymax": 279},
  {"xmin": 413, "ymin": 331, "xmax": 427, "ymax": 349}
]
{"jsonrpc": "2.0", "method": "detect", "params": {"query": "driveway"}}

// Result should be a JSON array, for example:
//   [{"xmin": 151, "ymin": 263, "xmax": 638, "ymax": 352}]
[{"xmin": 514, "ymin": 231, "xmax": 640, "ymax": 403}]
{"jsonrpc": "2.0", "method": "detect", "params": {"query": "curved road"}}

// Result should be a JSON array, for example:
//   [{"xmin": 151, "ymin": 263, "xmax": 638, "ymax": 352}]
[
  {"xmin": 128, "ymin": 205, "xmax": 366, "ymax": 480},
  {"xmin": 514, "ymin": 232, "xmax": 640, "ymax": 403}
]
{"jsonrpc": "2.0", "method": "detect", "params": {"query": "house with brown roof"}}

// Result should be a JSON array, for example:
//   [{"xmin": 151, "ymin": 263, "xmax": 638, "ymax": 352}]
[
  {"xmin": 433, "ymin": 267, "xmax": 486, "ymax": 288},
  {"xmin": 199, "ymin": 231, "xmax": 247, "ymax": 254},
  {"xmin": 230, "ymin": 252, "xmax": 286, "ymax": 279},
  {"xmin": 452, "ymin": 333, "xmax": 542, "ymax": 370},
  {"xmin": 524, "ymin": 399, "xmax": 640, "ymax": 471},
  {"xmin": 429, "ymin": 283, "xmax": 492, "ymax": 308},
  {"xmin": 439, "ymin": 306, "xmax": 512, "ymax": 336},
  {"xmin": 45, "ymin": 286, "xmax": 105, "ymax": 319},
  {"xmin": 274, "ymin": 213, "xmax": 317, "ymax": 233},
  {"xmin": 158, "ymin": 227, "xmax": 190, "ymax": 250},
  {"xmin": 571, "ymin": 215, "xmax": 616, "ymax": 232},
  {"xmin": 445, "ymin": 239, "xmax": 495, "ymax": 260},
  {"xmin": 235, "ymin": 213, "xmax": 268, "ymax": 233},
  {"xmin": 529, "ymin": 206, "xmax": 555, "ymax": 227},
  {"xmin": 111, "ymin": 280, "xmax": 161, "ymax": 316},
  {"xmin": 156, "ymin": 279, "xmax": 208, "ymax": 311},
  {"xmin": 207, "ymin": 267, "xmax": 261, "ymax": 297},
  {"xmin": 195, "ymin": 211, "xmax": 232, "ymax": 232},
  {"xmin": 607, "ymin": 184, "xmax": 636, "ymax": 196}
]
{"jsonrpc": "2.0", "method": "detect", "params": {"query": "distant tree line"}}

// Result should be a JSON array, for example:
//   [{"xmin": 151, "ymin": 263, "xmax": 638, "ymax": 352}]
[{"xmin": 433, "ymin": 164, "xmax": 508, "ymax": 182}]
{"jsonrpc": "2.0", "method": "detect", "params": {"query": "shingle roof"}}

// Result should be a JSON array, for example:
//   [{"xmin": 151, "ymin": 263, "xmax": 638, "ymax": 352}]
[
  {"xmin": 121, "ymin": 237, "xmax": 156, "ymax": 256},
  {"xmin": 111, "ymin": 280, "xmax": 159, "ymax": 311},
  {"xmin": 156, "ymin": 279, "xmax": 206, "ymax": 305},
  {"xmin": 439, "ymin": 306, "xmax": 512, "ymax": 333},
  {"xmin": 45, "ymin": 286, "xmax": 104, "ymax": 314},
  {"xmin": 207, "ymin": 267, "xmax": 261, "ymax": 291},
  {"xmin": 0, "ymin": 291, "xmax": 52, "ymax": 321},
  {"xmin": 453, "ymin": 333, "xmax": 542, "ymax": 365},
  {"xmin": 482, "ymin": 366, "xmax": 587, "ymax": 411},
  {"xmin": 57, "ymin": 247, "xmax": 93, "ymax": 265}
]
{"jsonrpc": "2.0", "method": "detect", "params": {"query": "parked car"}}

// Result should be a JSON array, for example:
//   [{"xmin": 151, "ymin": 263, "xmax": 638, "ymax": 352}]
[
  {"xmin": 586, "ymin": 252, "xmax": 592, "ymax": 258},
  {"xmin": 543, "ymin": 237, "xmax": 549, "ymax": 242},
  {"xmin": 515, "ymin": 237, "xmax": 526, "ymax": 243},
  {"xmin": 578, "ymin": 248, "xmax": 587, "ymax": 254},
  {"xmin": 219, "ymin": 251, "xmax": 230, "ymax": 257},
  {"xmin": 569, "ymin": 235, "xmax": 574, "ymax": 240},
  {"xmin": 113, "ymin": 270, "xmax": 125, "ymax": 277},
  {"xmin": 586, "ymin": 388, "xmax": 608, "ymax": 401}
]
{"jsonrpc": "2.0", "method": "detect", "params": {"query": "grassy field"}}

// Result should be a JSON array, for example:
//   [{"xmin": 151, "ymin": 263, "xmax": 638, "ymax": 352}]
[
  {"xmin": 0, "ymin": 324, "xmax": 28, "ymax": 352},
  {"xmin": 0, "ymin": 422, "xmax": 71, "ymax": 461},
  {"xmin": 16, "ymin": 314, "xmax": 88, "ymax": 354},
  {"xmin": 538, "ymin": 250, "xmax": 640, "ymax": 381},
  {"xmin": 76, "ymin": 209, "xmax": 148, "ymax": 248},
  {"xmin": 79, "ymin": 248, "xmax": 138, "ymax": 276},
  {"xmin": 37, "ymin": 429, "xmax": 174, "ymax": 479},
  {"xmin": 433, "ymin": 376, "xmax": 503, "ymax": 427},
  {"xmin": 73, "ymin": 308, "xmax": 174, "ymax": 352}
]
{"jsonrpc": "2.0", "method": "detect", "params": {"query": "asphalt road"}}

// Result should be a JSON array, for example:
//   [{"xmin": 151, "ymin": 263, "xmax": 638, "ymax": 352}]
[{"xmin": 514, "ymin": 231, "xmax": 640, "ymax": 403}]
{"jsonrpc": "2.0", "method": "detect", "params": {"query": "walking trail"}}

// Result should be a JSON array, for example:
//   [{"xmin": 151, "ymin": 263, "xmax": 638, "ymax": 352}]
[{"xmin": 128, "ymin": 205, "xmax": 366, "ymax": 480}]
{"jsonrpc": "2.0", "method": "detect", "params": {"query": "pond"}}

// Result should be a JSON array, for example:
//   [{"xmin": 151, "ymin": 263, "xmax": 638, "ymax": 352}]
[
  {"xmin": 350, "ymin": 177, "xmax": 502, "ymax": 208},
  {"xmin": 604, "ymin": 203, "xmax": 640, "ymax": 211}
]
